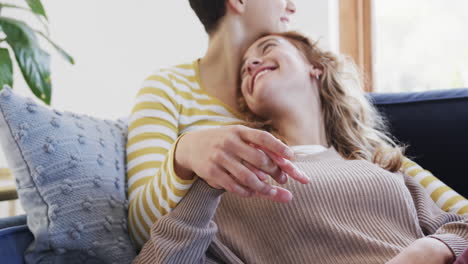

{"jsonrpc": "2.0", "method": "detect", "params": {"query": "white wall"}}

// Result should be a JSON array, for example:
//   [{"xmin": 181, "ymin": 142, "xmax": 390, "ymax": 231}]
[{"xmin": 0, "ymin": 0, "xmax": 337, "ymax": 166}]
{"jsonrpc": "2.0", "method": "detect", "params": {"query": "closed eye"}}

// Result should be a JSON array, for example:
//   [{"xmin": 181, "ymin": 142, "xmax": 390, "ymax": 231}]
[{"xmin": 262, "ymin": 43, "xmax": 276, "ymax": 54}]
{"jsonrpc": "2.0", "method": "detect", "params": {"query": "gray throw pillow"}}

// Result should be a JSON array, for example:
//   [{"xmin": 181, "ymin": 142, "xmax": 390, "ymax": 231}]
[{"xmin": 0, "ymin": 86, "xmax": 136, "ymax": 263}]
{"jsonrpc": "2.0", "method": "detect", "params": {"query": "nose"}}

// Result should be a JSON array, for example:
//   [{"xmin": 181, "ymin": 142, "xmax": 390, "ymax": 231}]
[
  {"xmin": 286, "ymin": 0, "xmax": 296, "ymax": 15},
  {"xmin": 246, "ymin": 58, "xmax": 262, "ymax": 75}
]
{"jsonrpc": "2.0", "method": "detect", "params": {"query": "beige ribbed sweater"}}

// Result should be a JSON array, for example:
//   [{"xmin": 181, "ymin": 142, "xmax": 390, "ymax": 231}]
[{"xmin": 134, "ymin": 148, "xmax": 468, "ymax": 264}]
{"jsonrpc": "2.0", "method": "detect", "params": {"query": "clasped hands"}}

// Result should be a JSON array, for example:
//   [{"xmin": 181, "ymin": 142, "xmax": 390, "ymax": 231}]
[{"xmin": 175, "ymin": 125, "xmax": 310, "ymax": 203}]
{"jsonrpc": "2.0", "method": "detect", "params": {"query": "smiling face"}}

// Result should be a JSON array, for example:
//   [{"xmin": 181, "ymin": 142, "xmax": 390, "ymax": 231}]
[
  {"xmin": 242, "ymin": 0, "xmax": 296, "ymax": 34},
  {"xmin": 240, "ymin": 35, "xmax": 317, "ymax": 119}
]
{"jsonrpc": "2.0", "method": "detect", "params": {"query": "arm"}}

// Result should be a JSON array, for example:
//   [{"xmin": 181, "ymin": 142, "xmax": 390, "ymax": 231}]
[
  {"xmin": 388, "ymin": 173, "xmax": 468, "ymax": 263},
  {"xmin": 127, "ymin": 72, "xmax": 197, "ymax": 248},
  {"xmin": 127, "ymin": 68, "xmax": 309, "ymax": 247},
  {"xmin": 133, "ymin": 179, "xmax": 225, "ymax": 264},
  {"xmin": 401, "ymin": 158, "xmax": 467, "ymax": 215}
]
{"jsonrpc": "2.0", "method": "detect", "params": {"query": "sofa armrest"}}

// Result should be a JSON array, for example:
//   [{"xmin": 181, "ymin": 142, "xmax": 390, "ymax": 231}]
[
  {"xmin": 0, "ymin": 215, "xmax": 27, "ymax": 230},
  {"xmin": 0, "ymin": 224, "xmax": 34, "ymax": 264}
]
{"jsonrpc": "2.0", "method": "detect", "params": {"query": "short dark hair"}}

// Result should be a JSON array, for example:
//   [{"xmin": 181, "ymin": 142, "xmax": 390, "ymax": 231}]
[{"xmin": 189, "ymin": 0, "xmax": 227, "ymax": 34}]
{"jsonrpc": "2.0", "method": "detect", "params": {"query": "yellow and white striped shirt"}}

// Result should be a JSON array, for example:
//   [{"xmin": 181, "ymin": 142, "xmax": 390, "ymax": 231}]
[
  {"xmin": 126, "ymin": 60, "xmax": 244, "ymax": 248},
  {"xmin": 126, "ymin": 60, "xmax": 467, "ymax": 248}
]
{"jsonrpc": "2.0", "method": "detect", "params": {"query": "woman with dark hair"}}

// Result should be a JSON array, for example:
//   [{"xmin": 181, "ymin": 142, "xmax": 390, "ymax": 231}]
[{"xmin": 133, "ymin": 32, "xmax": 468, "ymax": 264}]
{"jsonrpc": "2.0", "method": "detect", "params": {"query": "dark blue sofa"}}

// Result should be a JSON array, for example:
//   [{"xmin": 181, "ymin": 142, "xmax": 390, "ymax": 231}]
[{"xmin": 1, "ymin": 88, "xmax": 467, "ymax": 263}]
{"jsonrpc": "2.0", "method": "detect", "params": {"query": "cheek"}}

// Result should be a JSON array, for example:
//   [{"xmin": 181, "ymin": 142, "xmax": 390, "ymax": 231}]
[
  {"xmin": 249, "ymin": 79, "xmax": 282, "ymax": 116},
  {"xmin": 240, "ymin": 79, "xmax": 249, "ymax": 99}
]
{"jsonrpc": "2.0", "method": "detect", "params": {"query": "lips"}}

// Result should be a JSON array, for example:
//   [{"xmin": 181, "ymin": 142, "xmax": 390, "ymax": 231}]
[{"xmin": 250, "ymin": 66, "xmax": 278, "ymax": 94}]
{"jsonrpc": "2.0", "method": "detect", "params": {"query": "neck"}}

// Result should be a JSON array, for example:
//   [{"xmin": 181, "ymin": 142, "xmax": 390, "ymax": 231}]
[
  {"xmin": 199, "ymin": 20, "xmax": 259, "ymax": 110},
  {"xmin": 275, "ymin": 112, "xmax": 328, "ymax": 147},
  {"xmin": 273, "ymin": 87, "xmax": 328, "ymax": 147}
]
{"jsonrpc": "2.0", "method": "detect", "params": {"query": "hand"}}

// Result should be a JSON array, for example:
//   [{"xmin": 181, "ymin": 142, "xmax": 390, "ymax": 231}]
[
  {"xmin": 174, "ymin": 125, "xmax": 309, "ymax": 203},
  {"xmin": 386, "ymin": 238, "xmax": 455, "ymax": 264}
]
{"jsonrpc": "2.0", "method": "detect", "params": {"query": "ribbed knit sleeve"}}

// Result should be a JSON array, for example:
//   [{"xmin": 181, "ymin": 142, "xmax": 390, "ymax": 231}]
[
  {"xmin": 404, "ymin": 174, "xmax": 468, "ymax": 258},
  {"xmin": 126, "ymin": 72, "xmax": 197, "ymax": 247},
  {"xmin": 132, "ymin": 179, "xmax": 225, "ymax": 264}
]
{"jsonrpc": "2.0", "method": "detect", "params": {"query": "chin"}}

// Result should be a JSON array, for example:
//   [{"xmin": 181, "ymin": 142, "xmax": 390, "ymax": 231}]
[
  {"xmin": 272, "ymin": 25, "xmax": 287, "ymax": 33},
  {"xmin": 249, "ymin": 100, "xmax": 281, "ymax": 120}
]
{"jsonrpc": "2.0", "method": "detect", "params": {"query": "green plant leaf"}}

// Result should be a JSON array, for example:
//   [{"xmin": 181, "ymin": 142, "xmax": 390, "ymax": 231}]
[
  {"xmin": 24, "ymin": 0, "xmax": 48, "ymax": 20},
  {"xmin": 0, "ymin": 3, "xmax": 30, "ymax": 12},
  {"xmin": 0, "ymin": 48, "xmax": 13, "ymax": 89},
  {"xmin": 0, "ymin": 17, "xmax": 51, "ymax": 104},
  {"xmin": 37, "ymin": 31, "xmax": 74, "ymax": 64},
  {"xmin": 0, "ymin": 2, "xmax": 50, "ymax": 34}
]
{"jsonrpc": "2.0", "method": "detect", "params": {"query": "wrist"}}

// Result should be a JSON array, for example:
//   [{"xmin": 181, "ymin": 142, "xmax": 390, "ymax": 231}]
[
  {"xmin": 174, "ymin": 133, "xmax": 195, "ymax": 181},
  {"xmin": 415, "ymin": 238, "xmax": 455, "ymax": 264}
]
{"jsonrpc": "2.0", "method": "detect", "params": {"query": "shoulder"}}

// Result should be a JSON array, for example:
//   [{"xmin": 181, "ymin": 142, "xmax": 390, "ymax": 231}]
[
  {"xmin": 145, "ymin": 61, "xmax": 197, "ymax": 83},
  {"xmin": 138, "ymin": 61, "xmax": 196, "ymax": 95}
]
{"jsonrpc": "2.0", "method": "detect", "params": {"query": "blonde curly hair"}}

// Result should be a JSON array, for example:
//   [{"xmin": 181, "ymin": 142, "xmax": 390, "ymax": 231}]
[{"xmin": 238, "ymin": 31, "xmax": 405, "ymax": 172}]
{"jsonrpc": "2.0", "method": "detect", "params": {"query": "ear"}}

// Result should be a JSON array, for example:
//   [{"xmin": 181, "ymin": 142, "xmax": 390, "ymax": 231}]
[
  {"xmin": 227, "ymin": 0, "xmax": 246, "ymax": 14},
  {"xmin": 309, "ymin": 65, "xmax": 323, "ymax": 79}
]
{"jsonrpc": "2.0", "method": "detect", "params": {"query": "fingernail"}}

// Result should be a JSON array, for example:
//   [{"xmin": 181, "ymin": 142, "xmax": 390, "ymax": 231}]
[
  {"xmin": 298, "ymin": 170, "xmax": 309, "ymax": 180},
  {"xmin": 275, "ymin": 156, "xmax": 287, "ymax": 166},
  {"xmin": 280, "ymin": 173, "xmax": 287, "ymax": 184},
  {"xmin": 302, "ymin": 173, "xmax": 310, "ymax": 183},
  {"xmin": 269, "ymin": 188, "xmax": 277, "ymax": 196}
]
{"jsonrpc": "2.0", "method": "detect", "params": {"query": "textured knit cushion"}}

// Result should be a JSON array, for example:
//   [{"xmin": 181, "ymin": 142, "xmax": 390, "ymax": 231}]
[{"xmin": 0, "ymin": 86, "xmax": 136, "ymax": 263}]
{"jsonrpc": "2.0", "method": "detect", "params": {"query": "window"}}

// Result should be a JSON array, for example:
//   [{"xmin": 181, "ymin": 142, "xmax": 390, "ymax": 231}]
[
  {"xmin": 339, "ymin": 0, "xmax": 373, "ymax": 92},
  {"xmin": 340, "ymin": 0, "xmax": 468, "ymax": 93},
  {"xmin": 374, "ymin": 0, "xmax": 468, "ymax": 93}
]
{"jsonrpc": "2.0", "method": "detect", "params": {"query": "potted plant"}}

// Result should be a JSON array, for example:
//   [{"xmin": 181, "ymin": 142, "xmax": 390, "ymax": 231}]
[{"xmin": 0, "ymin": 0, "xmax": 74, "ymax": 105}]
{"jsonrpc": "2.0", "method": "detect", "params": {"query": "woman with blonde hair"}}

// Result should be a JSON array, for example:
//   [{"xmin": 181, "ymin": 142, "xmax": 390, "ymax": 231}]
[{"xmin": 133, "ymin": 31, "xmax": 468, "ymax": 264}]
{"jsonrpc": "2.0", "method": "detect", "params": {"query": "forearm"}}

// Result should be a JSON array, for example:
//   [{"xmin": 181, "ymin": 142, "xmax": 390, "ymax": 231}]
[
  {"xmin": 403, "ymin": 174, "xmax": 468, "ymax": 258},
  {"xmin": 387, "ymin": 237, "xmax": 455, "ymax": 264},
  {"xmin": 134, "ymin": 179, "xmax": 225, "ymax": 264},
  {"xmin": 128, "ymin": 134, "xmax": 198, "ymax": 247}
]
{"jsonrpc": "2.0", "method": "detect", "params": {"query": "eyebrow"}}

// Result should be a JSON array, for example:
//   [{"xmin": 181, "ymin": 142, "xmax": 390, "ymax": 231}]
[{"xmin": 240, "ymin": 37, "xmax": 279, "ymax": 76}]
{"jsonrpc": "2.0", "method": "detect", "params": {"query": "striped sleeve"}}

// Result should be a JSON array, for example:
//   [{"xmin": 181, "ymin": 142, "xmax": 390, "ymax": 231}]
[
  {"xmin": 403, "ymin": 173, "xmax": 468, "ymax": 258},
  {"xmin": 402, "ymin": 157, "xmax": 468, "ymax": 215},
  {"xmin": 126, "ymin": 72, "xmax": 197, "ymax": 248}
]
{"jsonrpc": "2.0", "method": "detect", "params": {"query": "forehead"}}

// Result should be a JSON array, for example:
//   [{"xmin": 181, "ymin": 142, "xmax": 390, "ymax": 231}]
[{"xmin": 245, "ymin": 36, "xmax": 290, "ymax": 56}]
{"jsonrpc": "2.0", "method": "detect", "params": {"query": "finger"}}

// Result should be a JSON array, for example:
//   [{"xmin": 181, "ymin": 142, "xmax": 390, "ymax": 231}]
[
  {"xmin": 223, "ymin": 176, "xmax": 255, "ymax": 198},
  {"xmin": 261, "ymin": 147, "xmax": 310, "ymax": 184},
  {"xmin": 210, "ymin": 165, "xmax": 254, "ymax": 197},
  {"xmin": 229, "ymin": 141, "xmax": 277, "ymax": 175},
  {"xmin": 241, "ymin": 143, "xmax": 289, "ymax": 184},
  {"xmin": 238, "ymin": 127, "xmax": 294, "ymax": 160},
  {"xmin": 218, "ymin": 151, "xmax": 275, "ymax": 195},
  {"xmin": 244, "ymin": 158, "xmax": 287, "ymax": 185},
  {"xmin": 246, "ymin": 143, "xmax": 288, "ymax": 183},
  {"xmin": 253, "ymin": 186, "xmax": 293, "ymax": 203},
  {"xmin": 277, "ymin": 171, "xmax": 288, "ymax": 185},
  {"xmin": 243, "ymin": 161, "xmax": 268, "ymax": 181}
]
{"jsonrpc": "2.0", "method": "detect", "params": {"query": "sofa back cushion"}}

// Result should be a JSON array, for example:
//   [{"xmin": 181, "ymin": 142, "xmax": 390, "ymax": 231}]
[{"xmin": 370, "ymin": 88, "xmax": 468, "ymax": 198}]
